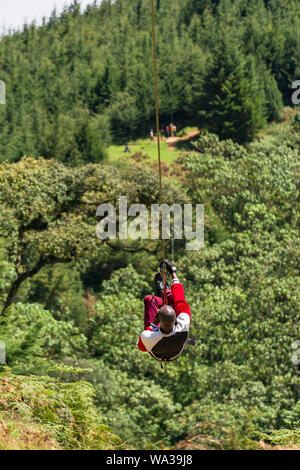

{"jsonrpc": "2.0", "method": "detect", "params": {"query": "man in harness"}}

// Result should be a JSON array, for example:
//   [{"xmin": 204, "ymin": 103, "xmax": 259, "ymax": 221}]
[{"xmin": 137, "ymin": 260, "xmax": 191, "ymax": 362}]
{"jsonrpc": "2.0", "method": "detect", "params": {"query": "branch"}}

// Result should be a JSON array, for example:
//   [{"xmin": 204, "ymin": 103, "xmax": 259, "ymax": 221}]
[
  {"xmin": 105, "ymin": 240, "xmax": 157, "ymax": 254},
  {"xmin": 1, "ymin": 255, "xmax": 72, "ymax": 315}
]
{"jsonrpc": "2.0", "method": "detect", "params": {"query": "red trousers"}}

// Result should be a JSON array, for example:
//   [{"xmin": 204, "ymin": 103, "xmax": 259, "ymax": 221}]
[{"xmin": 143, "ymin": 290, "xmax": 175, "ymax": 329}]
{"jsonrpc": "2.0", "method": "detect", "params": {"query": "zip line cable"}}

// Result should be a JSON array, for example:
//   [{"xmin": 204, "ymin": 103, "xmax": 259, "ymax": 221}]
[{"xmin": 150, "ymin": 0, "xmax": 167, "ymax": 305}]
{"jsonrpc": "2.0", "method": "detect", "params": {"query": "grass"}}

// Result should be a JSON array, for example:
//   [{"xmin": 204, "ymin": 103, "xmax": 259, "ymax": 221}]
[
  {"xmin": 106, "ymin": 138, "xmax": 181, "ymax": 165},
  {"xmin": 176, "ymin": 126, "xmax": 199, "ymax": 138},
  {"xmin": 106, "ymin": 127, "xmax": 199, "ymax": 166},
  {"xmin": 0, "ymin": 413, "xmax": 59, "ymax": 450}
]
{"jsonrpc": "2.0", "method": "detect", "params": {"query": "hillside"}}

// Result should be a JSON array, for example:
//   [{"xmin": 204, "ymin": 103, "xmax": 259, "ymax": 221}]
[
  {"xmin": 0, "ymin": 0, "xmax": 299, "ymax": 164},
  {"xmin": 0, "ymin": 0, "xmax": 299, "ymax": 452},
  {"xmin": 0, "ymin": 369, "xmax": 123, "ymax": 450},
  {"xmin": 0, "ymin": 116, "xmax": 299, "ymax": 449}
]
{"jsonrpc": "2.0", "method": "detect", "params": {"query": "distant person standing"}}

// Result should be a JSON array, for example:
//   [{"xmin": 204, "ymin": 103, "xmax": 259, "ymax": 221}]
[
  {"xmin": 170, "ymin": 123, "xmax": 174, "ymax": 137},
  {"xmin": 160, "ymin": 127, "xmax": 165, "ymax": 140},
  {"xmin": 173, "ymin": 125, "xmax": 177, "ymax": 137},
  {"xmin": 150, "ymin": 129, "xmax": 154, "ymax": 143},
  {"xmin": 166, "ymin": 125, "xmax": 170, "ymax": 138},
  {"xmin": 124, "ymin": 144, "xmax": 130, "ymax": 153}
]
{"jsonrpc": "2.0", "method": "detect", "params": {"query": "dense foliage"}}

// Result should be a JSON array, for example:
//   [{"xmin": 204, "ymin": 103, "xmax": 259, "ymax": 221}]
[
  {"xmin": 0, "ymin": 368, "xmax": 123, "ymax": 450},
  {"xmin": 0, "ymin": 0, "xmax": 299, "ymax": 451},
  {"xmin": 1, "ymin": 119, "xmax": 299, "ymax": 449},
  {"xmin": 0, "ymin": 0, "xmax": 299, "ymax": 163}
]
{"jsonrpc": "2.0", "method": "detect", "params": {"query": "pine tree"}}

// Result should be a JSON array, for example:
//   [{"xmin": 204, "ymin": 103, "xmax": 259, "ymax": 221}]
[
  {"xmin": 198, "ymin": 40, "xmax": 266, "ymax": 143},
  {"xmin": 256, "ymin": 62, "xmax": 283, "ymax": 122}
]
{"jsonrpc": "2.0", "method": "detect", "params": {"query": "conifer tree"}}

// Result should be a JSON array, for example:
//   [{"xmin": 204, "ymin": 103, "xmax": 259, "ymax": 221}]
[
  {"xmin": 257, "ymin": 63, "xmax": 283, "ymax": 122},
  {"xmin": 198, "ymin": 40, "xmax": 266, "ymax": 143}
]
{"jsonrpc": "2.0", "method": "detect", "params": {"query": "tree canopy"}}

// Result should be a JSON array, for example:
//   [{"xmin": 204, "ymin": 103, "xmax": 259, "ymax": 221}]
[
  {"xmin": 0, "ymin": 0, "xmax": 299, "ymax": 451},
  {"xmin": 0, "ymin": 0, "xmax": 299, "ymax": 160}
]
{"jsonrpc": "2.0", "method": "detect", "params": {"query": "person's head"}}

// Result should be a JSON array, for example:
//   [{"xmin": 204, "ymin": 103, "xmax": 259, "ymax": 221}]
[{"xmin": 158, "ymin": 305, "xmax": 176, "ymax": 334}]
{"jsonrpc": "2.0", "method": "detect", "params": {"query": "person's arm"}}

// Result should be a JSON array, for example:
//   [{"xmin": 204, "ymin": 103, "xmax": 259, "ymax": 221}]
[
  {"xmin": 170, "ymin": 272, "xmax": 191, "ymax": 318},
  {"xmin": 137, "ymin": 322, "xmax": 155, "ymax": 352},
  {"xmin": 137, "ymin": 335, "xmax": 147, "ymax": 351}
]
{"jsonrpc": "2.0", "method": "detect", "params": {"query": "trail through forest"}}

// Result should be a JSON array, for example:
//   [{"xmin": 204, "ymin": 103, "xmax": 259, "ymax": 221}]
[{"xmin": 166, "ymin": 129, "xmax": 200, "ymax": 150}]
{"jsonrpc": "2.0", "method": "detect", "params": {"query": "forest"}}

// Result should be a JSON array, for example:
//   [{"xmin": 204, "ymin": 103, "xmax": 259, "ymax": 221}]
[
  {"xmin": 0, "ymin": 0, "xmax": 299, "ymax": 450},
  {"xmin": 0, "ymin": 0, "xmax": 299, "ymax": 163}
]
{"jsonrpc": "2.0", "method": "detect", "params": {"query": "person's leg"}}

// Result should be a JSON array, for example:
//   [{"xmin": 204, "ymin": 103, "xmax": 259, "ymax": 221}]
[
  {"xmin": 144, "ymin": 295, "xmax": 163, "ymax": 329},
  {"xmin": 143, "ymin": 289, "xmax": 175, "ymax": 329}
]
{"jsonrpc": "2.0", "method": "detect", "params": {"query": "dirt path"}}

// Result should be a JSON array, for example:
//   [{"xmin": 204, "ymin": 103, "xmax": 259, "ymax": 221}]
[{"xmin": 166, "ymin": 129, "xmax": 200, "ymax": 151}]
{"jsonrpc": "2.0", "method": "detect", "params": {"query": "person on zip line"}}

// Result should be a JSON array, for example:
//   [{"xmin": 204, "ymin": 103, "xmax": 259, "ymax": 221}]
[{"xmin": 137, "ymin": 259, "xmax": 191, "ymax": 363}]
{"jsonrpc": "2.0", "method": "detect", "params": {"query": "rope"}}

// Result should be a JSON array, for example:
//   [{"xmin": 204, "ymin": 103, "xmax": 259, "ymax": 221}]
[{"xmin": 150, "ymin": 0, "xmax": 167, "ymax": 305}]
